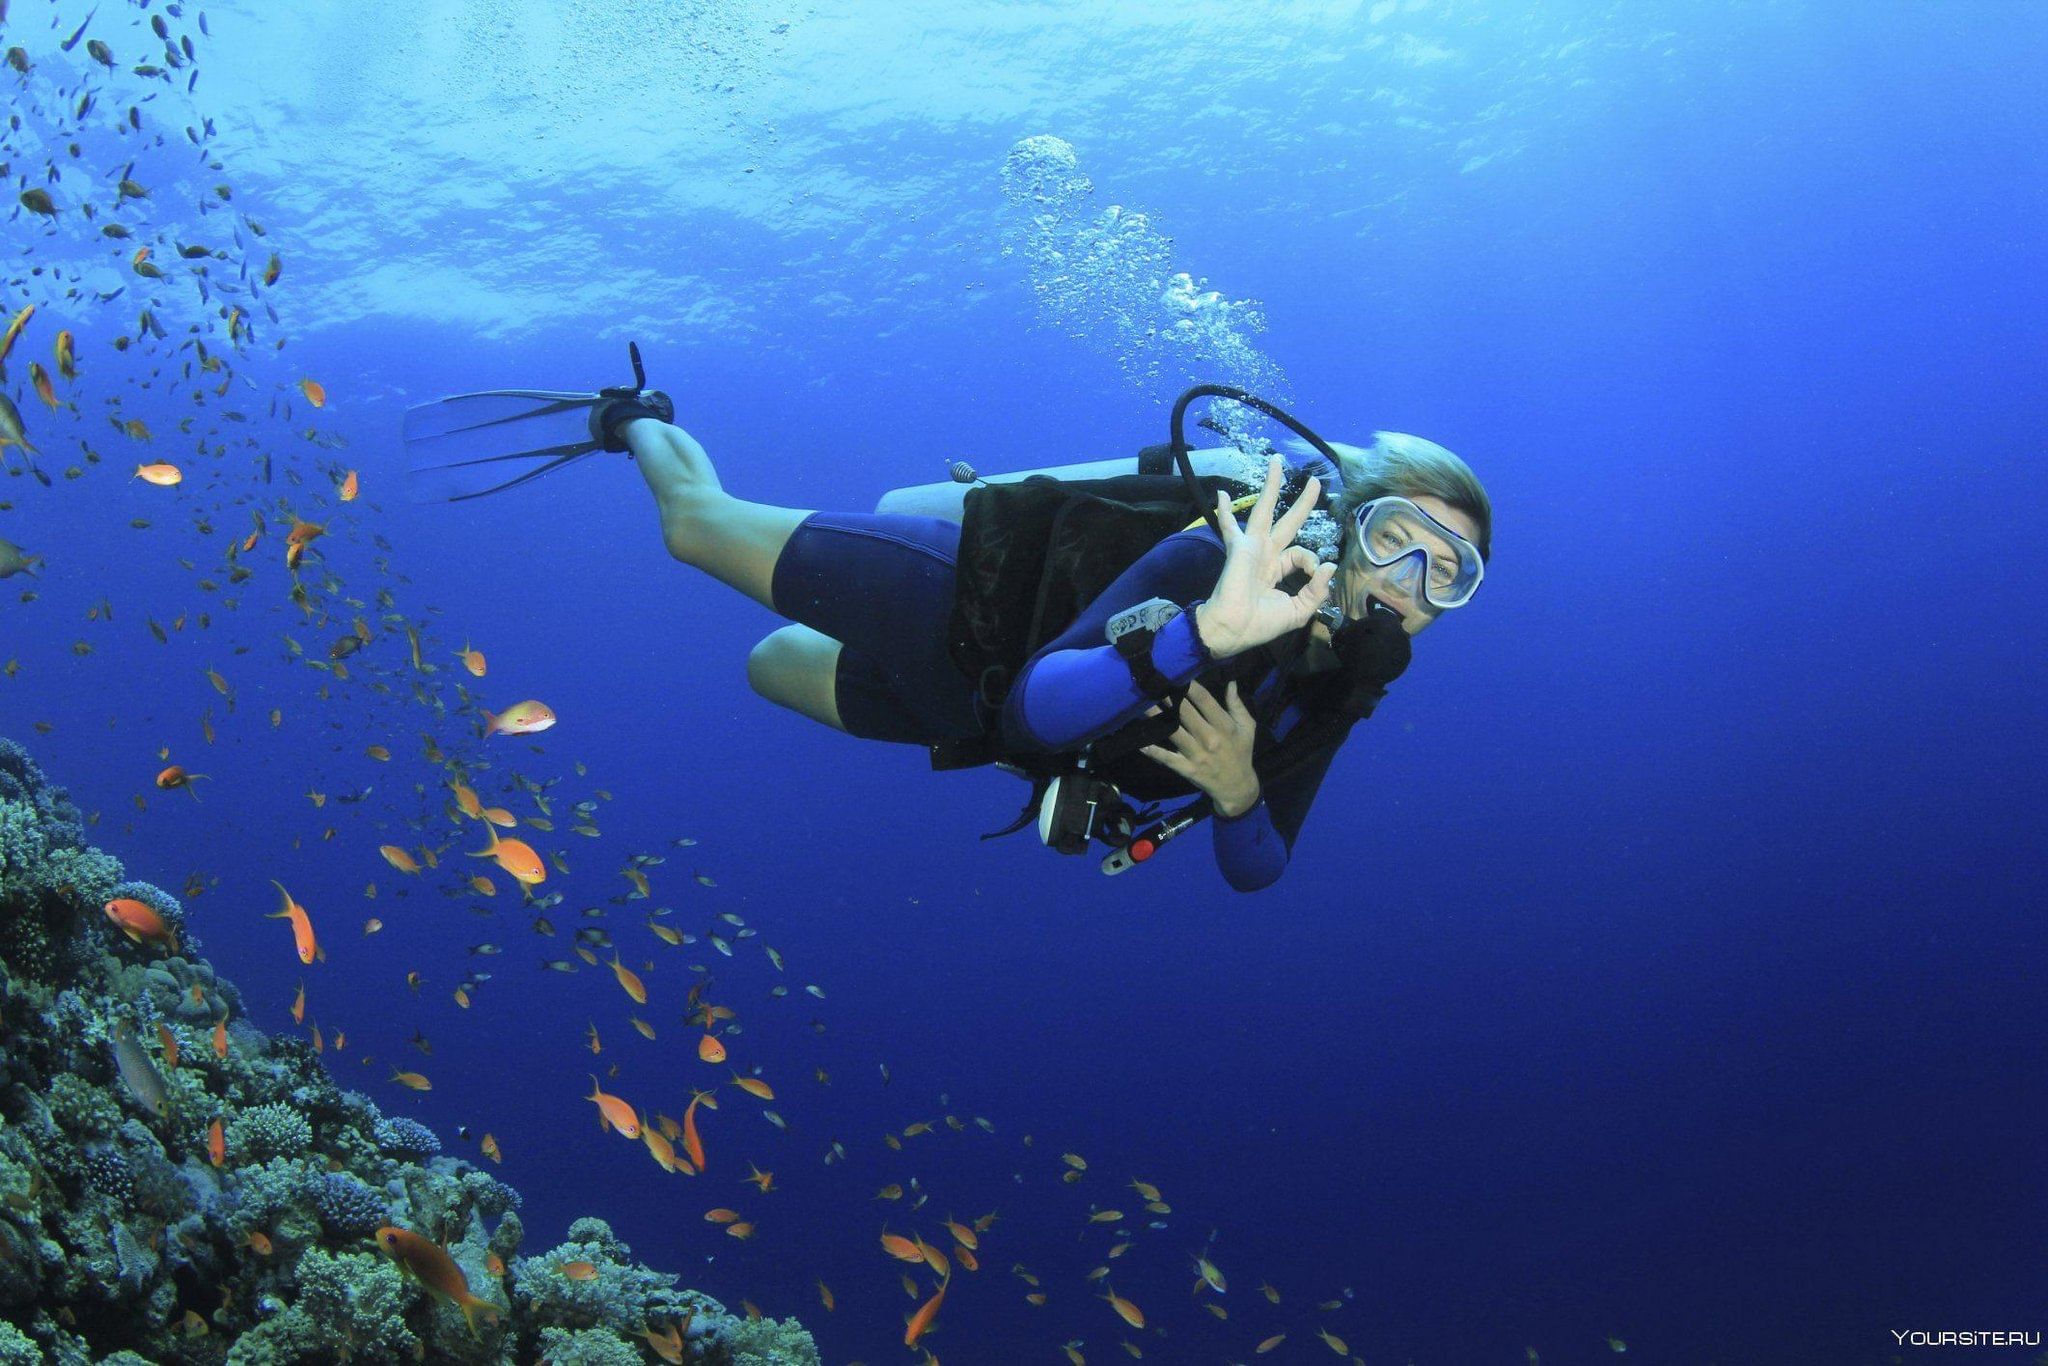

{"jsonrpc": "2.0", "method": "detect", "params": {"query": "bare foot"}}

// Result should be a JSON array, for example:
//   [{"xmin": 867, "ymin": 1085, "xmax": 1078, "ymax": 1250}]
[{"xmin": 626, "ymin": 420, "xmax": 725, "ymax": 560}]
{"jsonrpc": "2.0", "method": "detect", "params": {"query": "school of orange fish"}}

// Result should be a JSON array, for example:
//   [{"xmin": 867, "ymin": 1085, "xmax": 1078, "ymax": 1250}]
[{"xmin": 0, "ymin": 2, "xmax": 1390, "ymax": 1360}]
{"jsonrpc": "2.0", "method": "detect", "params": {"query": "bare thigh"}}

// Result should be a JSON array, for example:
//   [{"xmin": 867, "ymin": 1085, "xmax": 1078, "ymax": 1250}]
[{"xmin": 747, "ymin": 625, "xmax": 845, "ymax": 732}]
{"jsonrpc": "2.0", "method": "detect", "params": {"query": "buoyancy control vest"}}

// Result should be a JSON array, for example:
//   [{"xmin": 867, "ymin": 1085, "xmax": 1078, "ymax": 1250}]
[{"xmin": 929, "ymin": 385, "xmax": 1414, "ymax": 871}]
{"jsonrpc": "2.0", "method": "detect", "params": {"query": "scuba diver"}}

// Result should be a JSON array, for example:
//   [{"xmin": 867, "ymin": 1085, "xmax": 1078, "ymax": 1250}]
[{"xmin": 403, "ymin": 350, "xmax": 1492, "ymax": 890}]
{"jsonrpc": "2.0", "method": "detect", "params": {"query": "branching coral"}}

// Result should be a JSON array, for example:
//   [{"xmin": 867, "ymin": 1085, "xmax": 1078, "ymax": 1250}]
[
  {"xmin": 372, "ymin": 1114, "xmax": 440, "ymax": 1160},
  {"xmin": 226, "ymin": 1103, "xmax": 313, "ymax": 1162}
]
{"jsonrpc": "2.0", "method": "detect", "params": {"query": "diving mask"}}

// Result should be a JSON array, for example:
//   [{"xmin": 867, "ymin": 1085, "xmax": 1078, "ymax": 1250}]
[{"xmin": 1347, "ymin": 496, "xmax": 1484, "ymax": 611}]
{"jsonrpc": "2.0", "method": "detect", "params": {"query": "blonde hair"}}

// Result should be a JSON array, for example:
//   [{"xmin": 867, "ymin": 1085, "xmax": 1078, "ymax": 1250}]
[{"xmin": 1287, "ymin": 432, "xmax": 1492, "ymax": 561}]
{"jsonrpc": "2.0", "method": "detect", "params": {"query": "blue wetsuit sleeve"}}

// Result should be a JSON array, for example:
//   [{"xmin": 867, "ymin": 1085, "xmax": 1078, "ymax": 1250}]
[
  {"xmin": 999, "ymin": 531, "xmax": 1225, "ymax": 754},
  {"xmin": 1213, "ymin": 802, "xmax": 1287, "ymax": 892},
  {"xmin": 1204, "ymin": 720, "xmax": 1351, "ymax": 892},
  {"xmin": 1209, "ymin": 726, "xmax": 1345, "ymax": 891}
]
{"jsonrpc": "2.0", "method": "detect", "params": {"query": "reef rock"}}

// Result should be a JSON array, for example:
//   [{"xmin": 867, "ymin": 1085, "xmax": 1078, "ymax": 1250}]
[{"xmin": 0, "ymin": 736, "xmax": 817, "ymax": 1365}]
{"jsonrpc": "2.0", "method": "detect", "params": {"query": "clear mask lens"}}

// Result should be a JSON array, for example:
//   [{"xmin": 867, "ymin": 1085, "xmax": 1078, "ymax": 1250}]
[{"xmin": 1350, "ymin": 498, "xmax": 1483, "ymax": 610}]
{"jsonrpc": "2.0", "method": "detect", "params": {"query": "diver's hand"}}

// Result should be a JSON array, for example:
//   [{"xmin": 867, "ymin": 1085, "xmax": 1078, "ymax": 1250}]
[
  {"xmin": 1192, "ymin": 455, "xmax": 1335, "ymax": 660},
  {"xmin": 1140, "ymin": 680, "xmax": 1260, "ymax": 817}
]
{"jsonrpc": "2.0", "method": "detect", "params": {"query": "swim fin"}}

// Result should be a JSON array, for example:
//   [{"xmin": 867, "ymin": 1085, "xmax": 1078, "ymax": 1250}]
[
  {"xmin": 402, "ymin": 341, "xmax": 671, "ymax": 502},
  {"xmin": 402, "ymin": 387, "xmax": 609, "ymax": 502}
]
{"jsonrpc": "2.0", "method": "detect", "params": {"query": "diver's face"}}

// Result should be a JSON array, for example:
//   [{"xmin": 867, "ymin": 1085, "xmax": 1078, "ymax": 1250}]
[{"xmin": 1328, "ymin": 494, "xmax": 1483, "ymax": 638}]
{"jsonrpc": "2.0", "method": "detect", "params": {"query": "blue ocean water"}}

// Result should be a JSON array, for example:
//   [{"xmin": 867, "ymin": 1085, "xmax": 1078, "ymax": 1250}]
[{"xmin": 4, "ymin": 1, "xmax": 2045, "ymax": 1362}]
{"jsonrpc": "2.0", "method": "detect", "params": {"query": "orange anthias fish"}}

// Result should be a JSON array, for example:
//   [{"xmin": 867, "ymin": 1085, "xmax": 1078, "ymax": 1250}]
[
  {"xmin": 906, "ymin": 1275, "xmax": 949, "ymax": 1348},
  {"xmin": 451, "ymin": 783, "xmax": 485, "ymax": 820},
  {"xmin": 266, "ymin": 881, "xmax": 323, "ymax": 963},
  {"xmin": 290, "ymin": 981, "xmax": 306, "ymax": 1024},
  {"xmin": 607, "ymin": 952, "xmax": 647, "ymax": 1004},
  {"xmin": 916, "ymin": 1236, "xmax": 951, "ymax": 1279},
  {"xmin": 133, "ymin": 462, "xmax": 182, "ymax": 486},
  {"xmin": 29, "ymin": 361, "xmax": 58, "ymax": 410},
  {"xmin": 642, "ymin": 1318, "xmax": 690, "ymax": 1365},
  {"xmin": 586, "ymin": 1075, "xmax": 641, "ymax": 1140},
  {"xmin": 456, "ymin": 644, "xmax": 486, "ymax": 677},
  {"xmin": 54, "ymin": 329, "xmax": 76, "ymax": 381},
  {"xmin": 881, "ymin": 1232, "xmax": 925, "ymax": 1264},
  {"xmin": 207, "ymin": 1117, "xmax": 225, "ymax": 1168},
  {"xmin": 1103, "ymin": 1290, "xmax": 1145, "ymax": 1329},
  {"xmin": 103, "ymin": 897, "xmax": 180, "ymax": 953},
  {"xmin": 212, "ymin": 1019, "xmax": 229, "ymax": 1059},
  {"xmin": 283, "ymin": 519, "xmax": 325, "ymax": 571},
  {"xmin": 731, "ymin": 1075, "xmax": 774, "ymax": 1102},
  {"xmin": 0, "ymin": 304, "xmax": 34, "ymax": 377},
  {"xmin": 389, "ymin": 1068, "xmax": 432, "ymax": 1092},
  {"xmin": 481, "ymin": 699, "xmax": 556, "ymax": 738},
  {"xmin": 374, "ymin": 1227, "xmax": 498, "ymax": 1338},
  {"xmin": 641, "ymin": 1124, "xmax": 686, "ymax": 1174},
  {"xmin": 379, "ymin": 845, "xmax": 421, "ymax": 875},
  {"xmin": 480, "ymin": 1133, "xmax": 502, "ymax": 1164},
  {"xmin": 155, "ymin": 765, "xmax": 207, "ymax": 799},
  {"xmin": 338, "ymin": 469, "xmax": 359, "ymax": 501},
  {"xmin": 680, "ymin": 1090, "xmax": 709, "ymax": 1172},
  {"xmin": 470, "ymin": 824, "xmax": 546, "ymax": 886},
  {"xmin": 696, "ymin": 1033, "xmax": 726, "ymax": 1065},
  {"xmin": 299, "ymin": 378, "xmax": 327, "ymax": 407},
  {"xmin": 157, "ymin": 1023, "xmax": 181, "ymax": 1070}
]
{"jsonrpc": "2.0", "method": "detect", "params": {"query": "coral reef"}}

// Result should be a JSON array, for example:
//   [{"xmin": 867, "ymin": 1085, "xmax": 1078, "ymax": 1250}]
[{"xmin": 0, "ymin": 736, "xmax": 817, "ymax": 1365}]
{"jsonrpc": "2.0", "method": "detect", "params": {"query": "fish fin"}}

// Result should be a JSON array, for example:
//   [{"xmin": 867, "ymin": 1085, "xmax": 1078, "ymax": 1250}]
[{"xmin": 460, "ymin": 1295, "xmax": 497, "ymax": 1340}]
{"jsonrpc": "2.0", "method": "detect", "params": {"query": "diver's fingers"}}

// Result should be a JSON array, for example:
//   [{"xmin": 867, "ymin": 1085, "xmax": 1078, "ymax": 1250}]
[
  {"xmin": 1213, "ymin": 488, "xmax": 1243, "ymax": 546},
  {"xmin": 1181, "ymin": 679, "xmax": 1228, "ymax": 732},
  {"xmin": 1177, "ymin": 689, "xmax": 1223, "ymax": 744},
  {"xmin": 1140, "ymin": 743, "xmax": 1194, "ymax": 777},
  {"xmin": 1273, "ymin": 475, "xmax": 1322, "ymax": 543},
  {"xmin": 1224, "ymin": 680, "xmax": 1253, "ymax": 726},
  {"xmin": 1279, "ymin": 545, "xmax": 1321, "ymax": 582},
  {"xmin": 1246, "ymin": 454, "xmax": 1284, "ymax": 534},
  {"xmin": 1292, "ymin": 562, "xmax": 1338, "ymax": 615}
]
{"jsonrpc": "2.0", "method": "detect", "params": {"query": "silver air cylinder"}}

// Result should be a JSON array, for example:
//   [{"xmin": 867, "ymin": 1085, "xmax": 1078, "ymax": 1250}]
[{"xmin": 875, "ymin": 448, "xmax": 1246, "ymax": 523}]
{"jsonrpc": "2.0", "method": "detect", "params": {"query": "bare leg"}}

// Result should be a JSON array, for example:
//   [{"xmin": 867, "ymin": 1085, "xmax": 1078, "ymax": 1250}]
[
  {"xmin": 625, "ymin": 418, "xmax": 812, "ymax": 612},
  {"xmin": 747, "ymin": 625, "xmax": 846, "ymax": 731}
]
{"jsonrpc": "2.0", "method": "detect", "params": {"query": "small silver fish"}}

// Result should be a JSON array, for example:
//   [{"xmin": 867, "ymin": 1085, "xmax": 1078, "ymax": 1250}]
[
  {"xmin": 110, "ymin": 1021, "xmax": 170, "ymax": 1117},
  {"xmin": 0, "ymin": 538, "xmax": 40, "ymax": 579},
  {"xmin": 0, "ymin": 393, "xmax": 37, "ymax": 455}
]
